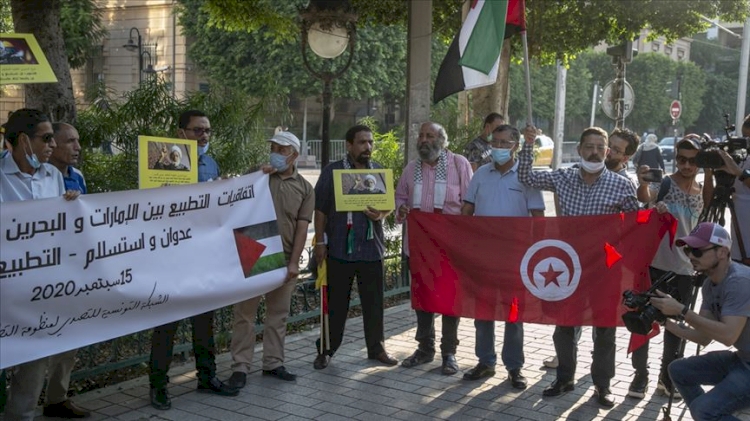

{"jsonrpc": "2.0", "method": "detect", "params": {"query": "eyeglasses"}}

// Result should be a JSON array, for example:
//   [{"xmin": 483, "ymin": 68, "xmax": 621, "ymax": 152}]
[
  {"xmin": 490, "ymin": 140, "xmax": 516, "ymax": 147},
  {"xmin": 676, "ymin": 155, "xmax": 697, "ymax": 165},
  {"xmin": 682, "ymin": 245, "xmax": 719, "ymax": 258},
  {"xmin": 32, "ymin": 133, "xmax": 55, "ymax": 143},
  {"xmin": 185, "ymin": 127, "xmax": 212, "ymax": 136}
]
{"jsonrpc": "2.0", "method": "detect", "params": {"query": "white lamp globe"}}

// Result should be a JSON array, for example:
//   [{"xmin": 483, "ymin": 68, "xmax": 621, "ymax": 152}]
[{"xmin": 308, "ymin": 22, "xmax": 349, "ymax": 59}]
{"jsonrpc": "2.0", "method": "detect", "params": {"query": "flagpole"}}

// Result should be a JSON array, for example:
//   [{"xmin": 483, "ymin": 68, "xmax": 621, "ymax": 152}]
[{"xmin": 522, "ymin": 31, "xmax": 533, "ymax": 124}]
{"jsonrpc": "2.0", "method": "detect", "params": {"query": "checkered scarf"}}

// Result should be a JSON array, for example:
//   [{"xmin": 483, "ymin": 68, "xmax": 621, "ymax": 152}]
[{"xmin": 413, "ymin": 149, "xmax": 448, "ymax": 210}]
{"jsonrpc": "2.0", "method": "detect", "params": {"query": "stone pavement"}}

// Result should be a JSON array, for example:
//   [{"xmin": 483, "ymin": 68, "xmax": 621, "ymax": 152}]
[{"xmin": 31, "ymin": 303, "xmax": 750, "ymax": 421}]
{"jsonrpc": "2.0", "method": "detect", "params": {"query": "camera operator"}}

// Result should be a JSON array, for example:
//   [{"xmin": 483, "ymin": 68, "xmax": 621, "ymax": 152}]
[
  {"xmin": 712, "ymin": 115, "xmax": 750, "ymax": 265},
  {"xmin": 628, "ymin": 136, "xmax": 714, "ymax": 399},
  {"xmin": 650, "ymin": 222, "xmax": 750, "ymax": 421}
]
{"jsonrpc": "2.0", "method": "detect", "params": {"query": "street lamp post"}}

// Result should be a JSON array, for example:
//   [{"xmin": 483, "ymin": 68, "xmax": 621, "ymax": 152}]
[
  {"xmin": 300, "ymin": 0, "xmax": 357, "ymax": 169},
  {"xmin": 123, "ymin": 27, "xmax": 143, "ymax": 83}
]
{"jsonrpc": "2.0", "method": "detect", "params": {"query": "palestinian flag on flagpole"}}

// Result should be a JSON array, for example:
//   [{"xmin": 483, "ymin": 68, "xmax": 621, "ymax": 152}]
[{"xmin": 433, "ymin": 0, "xmax": 526, "ymax": 103}]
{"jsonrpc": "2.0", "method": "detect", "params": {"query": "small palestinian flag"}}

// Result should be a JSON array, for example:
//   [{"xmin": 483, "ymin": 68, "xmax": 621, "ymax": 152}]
[{"xmin": 233, "ymin": 221, "xmax": 286, "ymax": 278}]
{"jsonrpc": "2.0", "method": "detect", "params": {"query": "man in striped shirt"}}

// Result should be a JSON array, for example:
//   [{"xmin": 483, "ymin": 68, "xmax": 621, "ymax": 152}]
[
  {"xmin": 518, "ymin": 126, "xmax": 638, "ymax": 408},
  {"xmin": 395, "ymin": 122, "xmax": 472, "ymax": 375}
]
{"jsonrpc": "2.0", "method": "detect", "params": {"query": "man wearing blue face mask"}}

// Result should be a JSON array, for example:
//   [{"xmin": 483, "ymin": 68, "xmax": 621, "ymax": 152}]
[
  {"xmin": 518, "ymin": 126, "xmax": 638, "ymax": 408},
  {"xmin": 226, "ymin": 131, "xmax": 314, "ymax": 389},
  {"xmin": 460, "ymin": 124, "xmax": 545, "ymax": 389}
]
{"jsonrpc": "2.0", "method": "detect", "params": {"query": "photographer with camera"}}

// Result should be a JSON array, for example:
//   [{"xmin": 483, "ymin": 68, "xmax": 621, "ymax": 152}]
[
  {"xmin": 649, "ymin": 222, "xmax": 750, "ymax": 421},
  {"xmin": 628, "ymin": 136, "xmax": 714, "ymax": 400}
]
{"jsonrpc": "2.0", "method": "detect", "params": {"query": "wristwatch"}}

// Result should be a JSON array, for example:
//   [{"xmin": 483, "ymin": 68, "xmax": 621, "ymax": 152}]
[{"xmin": 740, "ymin": 168, "xmax": 750, "ymax": 182}]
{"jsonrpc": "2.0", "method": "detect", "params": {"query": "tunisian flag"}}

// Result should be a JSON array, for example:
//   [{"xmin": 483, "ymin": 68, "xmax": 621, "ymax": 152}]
[
  {"xmin": 408, "ymin": 209, "xmax": 676, "ymax": 327},
  {"xmin": 433, "ymin": 0, "xmax": 526, "ymax": 103}
]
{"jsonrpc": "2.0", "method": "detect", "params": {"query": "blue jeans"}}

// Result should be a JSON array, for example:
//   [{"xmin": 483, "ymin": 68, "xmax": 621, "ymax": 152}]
[
  {"xmin": 474, "ymin": 320, "xmax": 524, "ymax": 370},
  {"xmin": 669, "ymin": 351, "xmax": 750, "ymax": 421}
]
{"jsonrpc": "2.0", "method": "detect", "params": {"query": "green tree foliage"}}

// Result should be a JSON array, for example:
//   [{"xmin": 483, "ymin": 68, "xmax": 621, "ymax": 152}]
[
  {"xmin": 1, "ymin": 0, "xmax": 106, "ymax": 68},
  {"xmin": 178, "ymin": 0, "xmax": 407, "ymax": 101},
  {"xmin": 78, "ymin": 80, "xmax": 277, "ymax": 192}
]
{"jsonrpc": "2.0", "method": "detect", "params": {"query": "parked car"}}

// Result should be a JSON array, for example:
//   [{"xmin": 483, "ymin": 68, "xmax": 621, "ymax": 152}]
[
  {"xmin": 522, "ymin": 134, "xmax": 553, "ymax": 167},
  {"xmin": 659, "ymin": 137, "xmax": 676, "ymax": 162}
]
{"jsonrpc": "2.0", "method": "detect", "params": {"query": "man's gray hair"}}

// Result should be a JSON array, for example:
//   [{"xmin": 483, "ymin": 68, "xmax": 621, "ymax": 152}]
[{"xmin": 429, "ymin": 122, "xmax": 449, "ymax": 149}]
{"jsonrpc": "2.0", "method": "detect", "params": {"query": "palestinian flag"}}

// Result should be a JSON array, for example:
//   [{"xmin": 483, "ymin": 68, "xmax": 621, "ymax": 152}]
[
  {"xmin": 433, "ymin": 0, "xmax": 526, "ymax": 103},
  {"xmin": 233, "ymin": 221, "xmax": 286, "ymax": 278}
]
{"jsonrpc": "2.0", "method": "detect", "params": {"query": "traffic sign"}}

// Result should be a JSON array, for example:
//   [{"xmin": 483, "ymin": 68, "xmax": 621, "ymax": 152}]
[
  {"xmin": 601, "ymin": 80, "xmax": 634, "ymax": 120},
  {"xmin": 670, "ymin": 100, "xmax": 682, "ymax": 120}
]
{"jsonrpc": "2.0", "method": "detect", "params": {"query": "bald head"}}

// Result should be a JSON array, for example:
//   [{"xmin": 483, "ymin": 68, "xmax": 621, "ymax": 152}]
[{"xmin": 50, "ymin": 122, "xmax": 81, "ymax": 172}]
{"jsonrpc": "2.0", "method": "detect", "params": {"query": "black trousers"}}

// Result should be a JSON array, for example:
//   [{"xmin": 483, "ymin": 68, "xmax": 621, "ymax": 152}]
[
  {"xmin": 554, "ymin": 325, "xmax": 616, "ymax": 388},
  {"xmin": 149, "ymin": 311, "xmax": 216, "ymax": 388},
  {"xmin": 414, "ymin": 310, "xmax": 460, "ymax": 356},
  {"xmin": 631, "ymin": 267, "xmax": 695, "ymax": 387},
  {"xmin": 316, "ymin": 257, "xmax": 385, "ymax": 357}
]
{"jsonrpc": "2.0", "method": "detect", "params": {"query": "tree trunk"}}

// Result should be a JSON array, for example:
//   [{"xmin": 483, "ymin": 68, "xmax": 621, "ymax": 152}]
[
  {"xmin": 471, "ymin": 43, "xmax": 511, "ymax": 122},
  {"xmin": 11, "ymin": 0, "xmax": 76, "ymax": 123}
]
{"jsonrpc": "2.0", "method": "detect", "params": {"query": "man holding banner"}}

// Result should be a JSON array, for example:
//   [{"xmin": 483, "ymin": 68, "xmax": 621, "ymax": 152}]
[
  {"xmin": 461, "ymin": 124, "xmax": 544, "ymax": 389},
  {"xmin": 395, "ymin": 122, "xmax": 472, "ymax": 375},
  {"xmin": 1, "ymin": 110, "xmax": 85, "ymax": 420},
  {"xmin": 517, "ymin": 126, "xmax": 639, "ymax": 407},
  {"xmin": 226, "ymin": 132, "xmax": 314, "ymax": 388},
  {"xmin": 148, "ymin": 110, "xmax": 237, "ymax": 411}
]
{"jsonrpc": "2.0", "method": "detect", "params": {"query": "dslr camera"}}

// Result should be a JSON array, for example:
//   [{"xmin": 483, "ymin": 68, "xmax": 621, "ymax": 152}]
[
  {"xmin": 695, "ymin": 114, "xmax": 749, "ymax": 169},
  {"xmin": 621, "ymin": 272, "xmax": 676, "ymax": 335}
]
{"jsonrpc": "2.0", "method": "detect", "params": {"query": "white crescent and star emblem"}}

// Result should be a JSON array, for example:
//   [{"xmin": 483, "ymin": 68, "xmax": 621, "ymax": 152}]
[{"xmin": 520, "ymin": 239, "xmax": 581, "ymax": 301}]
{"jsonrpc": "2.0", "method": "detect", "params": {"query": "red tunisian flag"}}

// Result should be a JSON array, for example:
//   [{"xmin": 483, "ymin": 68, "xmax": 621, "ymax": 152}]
[{"xmin": 408, "ymin": 209, "xmax": 676, "ymax": 327}]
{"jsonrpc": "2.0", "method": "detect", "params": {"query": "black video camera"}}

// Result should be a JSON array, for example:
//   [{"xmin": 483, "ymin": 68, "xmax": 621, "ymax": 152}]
[
  {"xmin": 621, "ymin": 271, "xmax": 676, "ymax": 335},
  {"xmin": 695, "ymin": 114, "xmax": 749, "ymax": 169}
]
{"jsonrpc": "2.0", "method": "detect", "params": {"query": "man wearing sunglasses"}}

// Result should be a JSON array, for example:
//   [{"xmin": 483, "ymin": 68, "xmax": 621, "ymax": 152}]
[
  {"xmin": 148, "ymin": 110, "xmax": 236, "ymax": 411},
  {"xmin": 629, "ymin": 136, "xmax": 715, "ymax": 400},
  {"xmin": 650, "ymin": 222, "xmax": 750, "ymax": 421}
]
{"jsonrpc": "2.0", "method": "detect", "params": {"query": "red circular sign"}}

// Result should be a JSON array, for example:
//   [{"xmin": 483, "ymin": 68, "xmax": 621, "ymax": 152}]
[{"xmin": 670, "ymin": 100, "xmax": 682, "ymax": 120}]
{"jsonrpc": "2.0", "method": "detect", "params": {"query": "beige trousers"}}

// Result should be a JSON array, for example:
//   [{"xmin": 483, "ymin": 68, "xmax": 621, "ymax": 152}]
[
  {"xmin": 230, "ymin": 279, "xmax": 297, "ymax": 373},
  {"xmin": 5, "ymin": 349, "xmax": 78, "ymax": 421}
]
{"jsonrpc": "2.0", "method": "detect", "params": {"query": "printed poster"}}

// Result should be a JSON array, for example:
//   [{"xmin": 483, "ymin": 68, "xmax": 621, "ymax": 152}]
[
  {"xmin": 333, "ymin": 169, "xmax": 395, "ymax": 212},
  {"xmin": 138, "ymin": 135, "xmax": 198, "ymax": 189},
  {"xmin": 0, "ymin": 33, "xmax": 57, "ymax": 84}
]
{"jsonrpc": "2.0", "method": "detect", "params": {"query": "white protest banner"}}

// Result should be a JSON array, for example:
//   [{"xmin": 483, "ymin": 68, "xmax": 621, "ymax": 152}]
[{"xmin": 0, "ymin": 172, "xmax": 285, "ymax": 369}]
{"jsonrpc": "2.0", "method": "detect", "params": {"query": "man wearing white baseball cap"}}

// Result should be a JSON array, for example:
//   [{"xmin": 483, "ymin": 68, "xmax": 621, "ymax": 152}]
[
  {"xmin": 651, "ymin": 222, "xmax": 750, "ymax": 421},
  {"xmin": 226, "ymin": 131, "xmax": 314, "ymax": 388}
]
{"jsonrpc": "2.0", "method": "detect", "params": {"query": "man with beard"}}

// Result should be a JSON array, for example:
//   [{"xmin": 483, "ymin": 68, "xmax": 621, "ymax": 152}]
[
  {"xmin": 518, "ymin": 126, "xmax": 638, "ymax": 408},
  {"xmin": 395, "ymin": 122, "xmax": 472, "ymax": 375},
  {"xmin": 461, "ymin": 124, "xmax": 544, "ymax": 389},
  {"xmin": 312, "ymin": 124, "xmax": 398, "ymax": 369},
  {"xmin": 651, "ymin": 222, "xmax": 750, "ymax": 420},
  {"xmin": 605, "ymin": 128, "xmax": 639, "ymax": 187},
  {"xmin": 629, "ymin": 135, "xmax": 714, "ymax": 400},
  {"xmin": 464, "ymin": 112, "xmax": 505, "ymax": 172}
]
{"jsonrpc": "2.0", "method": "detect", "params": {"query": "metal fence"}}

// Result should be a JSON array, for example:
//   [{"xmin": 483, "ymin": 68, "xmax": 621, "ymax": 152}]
[
  {"xmin": 12, "ymin": 245, "xmax": 408, "ymax": 393},
  {"xmin": 306, "ymin": 139, "xmax": 348, "ymax": 165}
]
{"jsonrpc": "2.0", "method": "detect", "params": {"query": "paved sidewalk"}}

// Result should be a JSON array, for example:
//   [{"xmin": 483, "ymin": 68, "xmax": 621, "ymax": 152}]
[{"xmin": 27, "ymin": 303, "xmax": 750, "ymax": 421}]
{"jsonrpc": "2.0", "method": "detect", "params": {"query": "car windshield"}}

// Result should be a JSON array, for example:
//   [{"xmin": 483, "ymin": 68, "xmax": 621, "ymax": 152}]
[{"xmin": 658, "ymin": 138, "xmax": 674, "ymax": 147}]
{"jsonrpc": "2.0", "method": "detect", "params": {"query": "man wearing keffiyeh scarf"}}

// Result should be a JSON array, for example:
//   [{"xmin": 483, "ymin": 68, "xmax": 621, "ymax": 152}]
[
  {"xmin": 312, "ymin": 124, "xmax": 398, "ymax": 370},
  {"xmin": 395, "ymin": 122, "xmax": 473, "ymax": 376}
]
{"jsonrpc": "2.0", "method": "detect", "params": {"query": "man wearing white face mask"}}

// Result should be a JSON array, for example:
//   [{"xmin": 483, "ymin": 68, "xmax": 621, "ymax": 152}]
[
  {"xmin": 460, "ymin": 124, "xmax": 544, "ymax": 389},
  {"xmin": 518, "ymin": 126, "xmax": 638, "ymax": 408},
  {"xmin": 226, "ymin": 131, "xmax": 314, "ymax": 389}
]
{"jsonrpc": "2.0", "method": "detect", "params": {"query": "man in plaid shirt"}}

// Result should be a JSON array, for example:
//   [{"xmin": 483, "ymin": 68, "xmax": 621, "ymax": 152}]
[{"xmin": 517, "ymin": 126, "xmax": 638, "ymax": 408}]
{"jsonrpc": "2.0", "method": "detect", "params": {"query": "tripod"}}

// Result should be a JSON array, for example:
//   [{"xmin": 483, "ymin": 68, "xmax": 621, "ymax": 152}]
[{"xmin": 661, "ymin": 173, "xmax": 737, "ymax": 421}]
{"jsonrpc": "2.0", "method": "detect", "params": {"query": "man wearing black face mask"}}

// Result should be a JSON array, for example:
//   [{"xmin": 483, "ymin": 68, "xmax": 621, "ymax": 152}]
[
  {"xmin": 1, "ymin": 109, "xmax": 84, "ymax": 421},
  {"xmin": 225, "ymin": 131, "xmax": 314, "ymax": 389}
]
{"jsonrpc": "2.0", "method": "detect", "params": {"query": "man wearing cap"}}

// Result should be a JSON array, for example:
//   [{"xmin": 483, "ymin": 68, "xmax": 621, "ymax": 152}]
[
  {"xmin": 628, "ymin": 135, "xmax": 714, "ymax": 400},
  {"xmin": 395, "ymin": 122, "xmax": 472, "ymax": 375},
  {"xmin": 651, "ymin": 222, "xmax": 750, "ymax": 421},
  {"xmin": 2, "ymin": 110, "xmax": 84, "ymax": 420},
  {"xmin": 225, "ymin": 131, "xmax": 314, "ymax": 388},
  {"xmin": 154, "ymin": 145, "xmax": 189, "ymax": 171},
  {"xmin": 148, "ymin": 110, "xmax": 236, "ymax": 411}
]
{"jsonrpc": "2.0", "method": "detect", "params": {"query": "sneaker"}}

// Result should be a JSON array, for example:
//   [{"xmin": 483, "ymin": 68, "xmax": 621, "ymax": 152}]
[
  {"xmin": 656, "ymin": 380, "xmax": 682, "ymax": 401},
  {"xmin": 627, "ymin": 373, "xmax": 648, "ymax": 399},
  {"xmin": 543, "ymin": 356, "xmax": 558, "ymax": 368}
]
